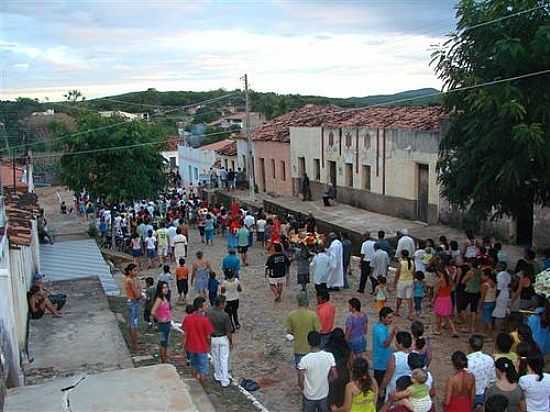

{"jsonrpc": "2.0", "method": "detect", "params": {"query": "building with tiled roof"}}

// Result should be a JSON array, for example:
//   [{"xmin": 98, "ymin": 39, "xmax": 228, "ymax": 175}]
[{"xmin": 251, "ymin": 103, "xmax": 447, "ymax": 222}]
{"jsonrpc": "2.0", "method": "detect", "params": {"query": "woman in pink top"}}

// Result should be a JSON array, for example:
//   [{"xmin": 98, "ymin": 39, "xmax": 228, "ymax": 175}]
[{"xmin": 152, "ymin": 281, "xmax": 172, "ymax": 363}]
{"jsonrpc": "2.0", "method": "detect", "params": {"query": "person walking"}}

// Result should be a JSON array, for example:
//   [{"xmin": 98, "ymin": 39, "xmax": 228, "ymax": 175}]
[
  {"xmin": 311, "ymin": 245, "xmax": 331, "ymax": 293},
  {"xmin": 485, "ymin": 358, "xmax": 525, "ymax": 412},
  {"xmin": 222, "ymin": 248, "xmax": 241, "ymax": 279},
  {"xmin": 358, "ymin": 232, "xmax": 376, "ymax": 294},
  {"xmin": 191, "ymin": 251, "xmax": 211, "ymax": 298},
  {"xmin": 297, "ymin": 331, "xmax": 337, "ymax": 412},
  {"xmin": 174, "ymin": 227, "xmax": 188, "ymax": 261},
  {"xmin": 266, "ymin": 243, "xmax": 291, "ymax": 302},
  {"xmin": 342, "ymin": 233, "xmax": 352, "ymax": 289},
  {"xmin": 345, "ymin": 298, "xmax": 368, "ymax": 359},
  {"xmin": 181, "ymin": 296, "xmax": 214, "ymax": 384},
  {"xmin": 381, "ymin": 331, "xmax": 412, "ymax": 400},
  {"xmin": 316, "ymin": 289, "xmax": 336, "ymax": 349},
  {"xmin": 332, "ymin": 357, "xmax": 378, "ymax": 412},
  {"xmin": 237, "ymin": 224, "xmax": 250, "ymax": 266},
  {"xmin": 518, "ymin": 354, "xmax": 550, "ymax": 412},
  {"xmin": 287, "ymin": 292, "xmax": 320, "ymax": 368},
  {"xmin": 207, "ymin": 296, "xmax": 233, "ymax": 387},
  {"xmin": 327, "ymin": 233, "xmax": 344, "ymax": 291},
  {"xmin": 151, "ymin": 281, "xmax": 172, "ymax": 363},
  {"xmin": 221, "ymin": 269, "xmax": 241, "ymax": 331},
  {"xmin": 371, "ymin": 244, "xmax": 390, "ymax": 281}
]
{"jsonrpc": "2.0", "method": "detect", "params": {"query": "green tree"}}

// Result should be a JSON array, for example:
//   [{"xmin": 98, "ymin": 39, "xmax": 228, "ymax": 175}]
[
  {"xmin": 432, "ymin": 0, "xmax": 550, "ymax": 244},
  {"xmin": 64, "ymin": 89, "xmax": 85, "ymax": 103},
  {"xmin": 59, "ymin": 114, "xmax": 166, "ymax": 202}
]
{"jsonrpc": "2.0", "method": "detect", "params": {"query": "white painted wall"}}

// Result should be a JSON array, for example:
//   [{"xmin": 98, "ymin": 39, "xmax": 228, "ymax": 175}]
[
  {"xmin": 178, "ymin": 145, "xmax": 216, "ymax": 186},
  {"xmin": 161, "ymin": 150, "xmax": 178, "ymax": 168},
  {"xmin": 290, "ymin": 126, "xmax": 441, "ymax": 206},
  {"xmin": 0, "ymin": 217, "xmax": 40, "ymax": 388}
]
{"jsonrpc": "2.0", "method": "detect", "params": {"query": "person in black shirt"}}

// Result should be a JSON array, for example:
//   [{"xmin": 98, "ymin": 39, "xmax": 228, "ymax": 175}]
[
  {"xmin": 305, "ymin": 212, "xmax": 317, "ymax": 233},
  {"xmin": 265, "ymin": 243, "xmax": 290, "ymax": 302}
]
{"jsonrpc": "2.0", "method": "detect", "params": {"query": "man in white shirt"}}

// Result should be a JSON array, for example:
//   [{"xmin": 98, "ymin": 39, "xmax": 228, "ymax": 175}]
[
  {"xmin": 371, "ymin": 244, "xmax": 390, "ymax": 278},
  {"xmin": 358, "ymin": 232, "xmax": 376, "ymax": 294},
  {"xmin": 243, "ymin": 212, "xmax": 255, "ymax": 247},
  {"xmin": 256, "ymin": 216, "xmax": 267, "ymax": 247},
  {"xmin": 167, "ymin": 223, "xmax": 177, "ymax": 262},
  {"xmin": 298, "ymin": 331, "xmax": 336, "ymax": 412},
  {"xmin": 467, "ymin": 334, "xmax": 496, "ymax": 410},
  {"xmin": 395, "ymin": 229, "xmax": 415, "ymax": 258},
  {"xmin": 310, "ymin": 247, "xmax": 331, "ymax": 292}
]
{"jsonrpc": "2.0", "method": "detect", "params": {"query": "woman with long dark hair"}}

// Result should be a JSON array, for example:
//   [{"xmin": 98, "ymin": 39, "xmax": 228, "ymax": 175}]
[
  {"xmin": 485, "ymin": 358, "xmax": 526, "ymax": 412},
  {"xmin": 332, "ymin": 357, "xmax": 377, "ymax": 412},
  {"xmin": 443, "ymin": 351, "xmax": 475, "ymax": 412},
  {"xmin": 151, "ymin": 281, "xmax": 172, "ymax": 363},
  {"xmin": 518, "ymin": 355, "xmax": 550, "ymax": 412},
  {"xmin": 326, "ymin": 328, "xmax": 351, "ymax": 409},
  {"xmin": 433, "ymin": 269, "xmax": 458, "ymax": 337}
]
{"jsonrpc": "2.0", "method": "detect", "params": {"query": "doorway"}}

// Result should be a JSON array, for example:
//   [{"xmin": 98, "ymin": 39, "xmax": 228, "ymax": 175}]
[
  {"xmin": 298, "ymin": 157, "xmax": 306, "ymax": 177},
  {"xmin": 259, "ymin": 158, "xmax": 266, "ymax": 192},
  {"xmin": 417, "ymin": 164, "xmax": 429, "ymax": 222},
  {"xmin": 328, "ymin": 161, "xmax": 337, "ymax": 187}
]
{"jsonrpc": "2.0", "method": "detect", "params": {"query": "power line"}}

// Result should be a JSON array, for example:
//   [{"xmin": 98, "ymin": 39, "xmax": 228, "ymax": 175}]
[
  {"xmin": 14, "ymin": 67, "xmax": 550, "ymax": 161},
  {"xmin": 268, "ymin": 68, "xmax": 550, "ymax": 125},
  {"xmin": 2, "ymin": 92, "xmax": 241, "ymax": 153},
  {"xmin": 463, "ymin": 4, "xmax": 548, "ymax": 32},
  {"xmin": 14, "ymin": 129, "xmax": 236, "ymax": 161}
]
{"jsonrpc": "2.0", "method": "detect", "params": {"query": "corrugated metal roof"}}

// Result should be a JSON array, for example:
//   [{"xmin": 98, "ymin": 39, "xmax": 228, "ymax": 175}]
[{"xmin": 40, "ymin": 239, "xmax": 120, "ymax": 296}]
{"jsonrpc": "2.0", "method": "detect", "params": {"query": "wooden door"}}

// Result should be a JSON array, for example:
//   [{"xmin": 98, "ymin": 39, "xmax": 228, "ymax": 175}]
[
  {"xmin": 417, "ymin": 164, "xmax": 429, "ymax": 222},
  {"xmin": 259, "ymin": 158, "xmax": 266, "ymax": 192},
  {"xmin": 329, "ymin": 161, "xmax": 337, "ymax": 187}
]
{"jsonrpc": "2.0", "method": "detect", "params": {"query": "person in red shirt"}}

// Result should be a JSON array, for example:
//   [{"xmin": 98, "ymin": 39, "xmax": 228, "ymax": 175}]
[
  {"xmin": 181, "ymin": 296, "xmax": 214, "ymax": 384},
  {"xmin": 316, "ymin": 289, "xmax": 336, "ymax": 349}
]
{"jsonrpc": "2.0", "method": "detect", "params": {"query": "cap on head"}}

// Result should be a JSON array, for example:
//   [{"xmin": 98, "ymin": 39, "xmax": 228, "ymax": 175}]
[{"xmin": 401, "ymin": 229, "xmax": 408, "ymax": 235}]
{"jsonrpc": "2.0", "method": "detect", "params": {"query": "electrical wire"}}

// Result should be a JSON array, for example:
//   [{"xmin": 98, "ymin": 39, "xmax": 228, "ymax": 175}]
[{"xmin": 2, "ymin": 92, "xmax": 242, "ymax": 153}]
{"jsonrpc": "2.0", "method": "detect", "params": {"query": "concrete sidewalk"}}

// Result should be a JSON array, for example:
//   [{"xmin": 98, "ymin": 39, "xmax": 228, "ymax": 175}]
[
  {"xmin": 24, "ymin": 277, "xmax": 132, "ymax": 385},
  {"xmin": 220, "ymin": 189, "xmax": 525, "ymax": 264}
]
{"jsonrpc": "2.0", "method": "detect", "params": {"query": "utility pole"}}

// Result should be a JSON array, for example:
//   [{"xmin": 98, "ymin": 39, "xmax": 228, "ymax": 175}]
[{"xmin": 244, "ymin": 74, "xmax": 255, "ymax": 202}]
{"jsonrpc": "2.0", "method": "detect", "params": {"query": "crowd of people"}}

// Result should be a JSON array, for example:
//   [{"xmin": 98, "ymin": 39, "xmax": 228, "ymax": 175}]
[{"xmin": 82, "ymin": 184, "xmax": 550, "ymax": 412}]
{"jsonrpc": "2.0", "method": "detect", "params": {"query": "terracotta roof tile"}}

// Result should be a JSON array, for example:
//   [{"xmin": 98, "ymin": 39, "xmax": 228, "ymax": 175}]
[
  {"xmin": 216, "ymin": 141, "xmax": 236, "ymax": 156},
  {"xmin": 252, "ymin": 104, "xmax": 445, "ymax": 143},
  {"xmin": 200, "ymin": 139, "xmax": 235, "ymax": 152},
  {"xmin": 4, "ymin": 188, "xmax": 39, "ymax": 246}
]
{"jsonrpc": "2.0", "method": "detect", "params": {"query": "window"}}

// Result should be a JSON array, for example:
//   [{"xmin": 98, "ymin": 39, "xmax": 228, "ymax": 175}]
[
  {"xmin": 280, "ymin": 161, "xmax": 286, "ymax": 181},
  {"xmin": 224, "ymin": 159, "xmax": 228, "ymax": 169},
  {"xmin": 271, "ymin": 159, "xmax": 276, "ymax": 179},
  {"xmin": 188, "ymin": 165, "xmax": 192, "ymax": 181},
  {"xmin": 345, "ymin": 163, "xmax": 353, "ymax": 187},
  {"xmin": 328, "ymin": 131, "xmax": 334, "ymax": 146},
  {"xmin": 231, "ymin": 160, "xmax": 235, "ymax": 170},
  {"xmin": 194, "ymin": 167, "xmax": 198, "ymax": 180},
  {"xmin": 313, "ymin": 159, "xmax": 321, "ymax": 180},
  {"xmin": 242, "ymin": 154, "xmax": 247, "ymax": 171},
  {"xmin": 345, "ymin": 132, "xmax": 352, "ymax": 147},
  {"xmin": 363, "ymin": 133, "xmax": 371, "ymax": 150},
  {"xmin": 298, "ymin": 156, "xmax": 306, "ymax": 177},
  {"xmin": 362, "ymin": 165, "xmax": 371, "ymax": 190}
]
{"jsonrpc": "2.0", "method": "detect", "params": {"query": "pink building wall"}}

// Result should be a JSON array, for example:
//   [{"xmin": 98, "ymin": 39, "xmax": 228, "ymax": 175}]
[{"xmin": 253, "ymin": 141, "xmax": 293, "ymax": 196}]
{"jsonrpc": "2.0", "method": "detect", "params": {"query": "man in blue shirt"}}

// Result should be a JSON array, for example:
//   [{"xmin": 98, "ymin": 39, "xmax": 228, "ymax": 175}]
[
  {"xmin": 222, "ymin": 248, "xmax": 241, "ymax": 279},
  {"xmin": 372, "ymin": 307, "xmax": 397, "ymax": 399}
]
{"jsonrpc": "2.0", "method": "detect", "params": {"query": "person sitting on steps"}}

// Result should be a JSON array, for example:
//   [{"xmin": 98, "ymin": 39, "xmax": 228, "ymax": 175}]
[{"xmin": 323, "ymin": 182, "xmax": 337, "ymax": 207}]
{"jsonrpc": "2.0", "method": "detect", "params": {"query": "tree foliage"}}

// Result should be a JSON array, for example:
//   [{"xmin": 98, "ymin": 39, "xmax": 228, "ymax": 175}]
[
  {"xmin": 64, "ymin": 89, "xmax": 85, "ymax": 103},
  {"xmin": 432, "ymin": 0, "xmax": 550, "ymax": 241},
  {"xmin": 59, "ymin": 114, "xmax": 166, "ymax": 202}
]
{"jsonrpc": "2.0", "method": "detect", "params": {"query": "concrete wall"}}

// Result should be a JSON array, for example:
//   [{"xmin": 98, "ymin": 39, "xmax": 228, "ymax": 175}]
[
  {"xmin": 253, "ymin": 141, "xmax": 293, "ymax": 196},
  {"xmin": 533, "ymin": 205, "xmax": 550, "ymax": 249},
  {"xmin": 290, "ymin": 126, "xmax": 441, "ymax": 223},
  {"xmin": 178, "ymin": 145, "xmax": 216, "ymax": 187},
  {"xmin": 0, "ymin": 218, "xmax": 39, "ymax": 389}
]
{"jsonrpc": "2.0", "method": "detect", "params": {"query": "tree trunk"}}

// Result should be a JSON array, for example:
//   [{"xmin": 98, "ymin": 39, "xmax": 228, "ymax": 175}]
[{"xmin": 515, "ymin": 199, "xmax": 534, "ymax": 247}]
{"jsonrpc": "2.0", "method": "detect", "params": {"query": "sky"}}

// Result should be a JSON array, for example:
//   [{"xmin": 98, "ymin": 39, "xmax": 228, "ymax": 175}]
[{"xmin": 0, "ymin": 0, "xmax": 458, "ymax": 101}]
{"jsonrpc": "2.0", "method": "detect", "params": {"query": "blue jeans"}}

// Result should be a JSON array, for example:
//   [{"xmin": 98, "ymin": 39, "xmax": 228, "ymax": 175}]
[
  {"xmin": 189, "ymin": 352, "xmax": 209, "ymax": 375},
  {"xmin": 127, "ymin": 300, "xmax": 140, "ymax": 329},
  {"xmin": 303, "ymin": 397, "xmax": 329, "ymax": 412},
  {"xmin": 294, "ymin": 353, "xmax": 306, "ymax": 368},
  {"xmin": 414, "ymin": 297, "xmax": 423, "ymax": 312},
  {"xmin": 158, "ymin": 322, "xmax": 171, "ymax": 348}
]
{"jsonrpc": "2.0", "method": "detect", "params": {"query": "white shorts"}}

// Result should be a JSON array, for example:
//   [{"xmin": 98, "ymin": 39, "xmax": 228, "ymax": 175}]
[
  {"xmin": 268, "ymin": 277, "xmax": 286, "ymax": 286},
  {"xmin": 158, "ymin": 246, "xmax": 169, "ymax": 257},
  {"xmin": 396, "ymin": 281, "xmax": 414, "ymax": 299}
]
